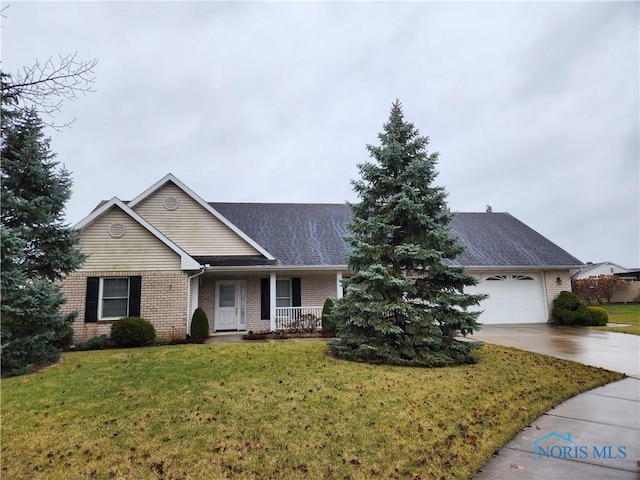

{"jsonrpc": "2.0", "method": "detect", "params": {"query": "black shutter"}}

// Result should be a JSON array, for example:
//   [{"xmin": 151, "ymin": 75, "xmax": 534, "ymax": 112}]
[
  {"xmin": 292, "ymin": 278, "xmax": 301, "ymax": 307},
  {"xmin": 260, "ymin": 278, "xmax": 270, "ymax": 320},
  {"xmin": 128, "ymin": 276, "xmax": 142, "ymax": 317},
  {"xmin": 85, "ymin": 277, "xmax": 99, "ymax": 323}
]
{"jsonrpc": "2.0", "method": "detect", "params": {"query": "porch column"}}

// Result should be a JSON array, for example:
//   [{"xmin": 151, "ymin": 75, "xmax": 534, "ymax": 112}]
[
  {"xmin": 269, "ymin": 272, "xmax": 277, "ymax": 331},
  {"xmin": 336, "ymin": 272, "xmax": 343, "ymax": 298}
]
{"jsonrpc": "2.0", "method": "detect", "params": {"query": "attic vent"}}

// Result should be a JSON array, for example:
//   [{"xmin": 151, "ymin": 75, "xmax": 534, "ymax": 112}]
[
  {"xmin": 108, "ymin": 223, "xmax": 126, "ymax": 238},
  {"xmin": 164, "ymin": 196, "xmax": 179, "ymax": 211}
]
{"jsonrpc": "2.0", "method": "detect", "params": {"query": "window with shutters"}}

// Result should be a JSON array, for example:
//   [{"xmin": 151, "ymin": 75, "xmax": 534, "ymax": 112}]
[
  {"xmin": 85, "ymin": 276, "xmax": 141, "ymax": 322},
  {"xmin": 276, "ymin": 279, "xmax": 292, "ymax": 307},
  {"xmin": 100, "ymin": 277, "xmax": 130, "ymax": 319}
]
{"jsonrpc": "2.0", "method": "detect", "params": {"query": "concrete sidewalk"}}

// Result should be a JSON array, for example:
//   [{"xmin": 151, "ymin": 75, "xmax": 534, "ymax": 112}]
[
  {"xmin": 474, "ymin": 377, "xmax": 639, "ymax": 479},
  {"xmin": 472, "ymin": 325, "xmax": 640, "ymax": 479}
]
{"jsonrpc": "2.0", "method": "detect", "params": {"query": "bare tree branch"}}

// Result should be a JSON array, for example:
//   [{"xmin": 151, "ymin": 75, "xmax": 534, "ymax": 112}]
[{"xmin": 1, "ymin": 52, "xmax": 98, "ymax": 129}]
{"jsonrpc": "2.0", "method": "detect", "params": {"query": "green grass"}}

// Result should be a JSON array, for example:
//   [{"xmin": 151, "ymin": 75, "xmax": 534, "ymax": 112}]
[
  {"xmin": 1, "ymin": 342, "xmax": 622, "ymax": 480},
  {"xmin": 593, "ymin": 304, "xmax": 640, "ymax": 336}
]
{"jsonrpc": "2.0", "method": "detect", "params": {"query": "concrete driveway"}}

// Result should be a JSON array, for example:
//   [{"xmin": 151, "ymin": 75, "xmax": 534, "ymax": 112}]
[
  {"xmin": 471, "ymin": 324, "xmax": 640, "ymax": 479},
  {"xmin": 470, "ymin": 324, "xmax": 640, "ymax": 377}
]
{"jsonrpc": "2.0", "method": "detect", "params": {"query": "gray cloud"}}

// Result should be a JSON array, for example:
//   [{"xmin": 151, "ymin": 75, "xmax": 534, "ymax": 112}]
[{"xmin": 3, "ymin": 1, "xmax": 638, "ymax": 267}]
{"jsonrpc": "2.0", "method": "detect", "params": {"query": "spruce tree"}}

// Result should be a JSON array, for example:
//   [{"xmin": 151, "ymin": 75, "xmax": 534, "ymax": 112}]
[
  {"xmin": 1, "ymin": 94, "xmax": 85, "ymax": 377},
  {"xmin": 329, "ymin": 100, "xmax": 485, "ymax": 367}
]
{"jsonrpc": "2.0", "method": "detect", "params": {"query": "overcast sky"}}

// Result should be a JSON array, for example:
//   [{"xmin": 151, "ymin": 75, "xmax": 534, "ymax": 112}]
[{"xmin": 2, "ymin": 1, "xmax": 639, "ymax": 267}]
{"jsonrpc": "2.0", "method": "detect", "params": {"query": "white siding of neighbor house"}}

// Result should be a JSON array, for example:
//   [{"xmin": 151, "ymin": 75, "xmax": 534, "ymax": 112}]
[
  {"xmin": 132, "ymin": 182, "xmax": 260, "ymax": 256},
  {"xmin": 79, "ymin": 207, "xmax": 182, "ymax": 271},
  {"xmin": 572, "ymin": 263, "xmax": 630, "ymax": 279}
]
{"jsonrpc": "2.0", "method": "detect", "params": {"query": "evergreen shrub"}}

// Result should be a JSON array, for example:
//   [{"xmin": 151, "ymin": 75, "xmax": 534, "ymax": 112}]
[
  {"xmin": 190, "ymin": 308, "xmax": 209, "ymax": 343},
  {"xmin": 321, "ymin": 298, "xmax": 337, "ymax": 336},
  {"xmin": 552, "ymin": 291, "xmax": 592, "ymax": 325},
  {"xmin": 110, "ymin": 317, "xmax": 156, "ymax": 348},
  {"xmin": 586, "ymin": 306, "xmax": 608, "ymax": 326},
  {"xmin": 54, "ymin": 323, "xmax": 75, "ymax": 350}
]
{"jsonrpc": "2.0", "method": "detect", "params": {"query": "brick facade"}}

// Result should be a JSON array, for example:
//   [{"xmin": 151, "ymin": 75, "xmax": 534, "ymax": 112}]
[
  {"xmin": 60, "ymin": 267, "xmax": 574, "ymax": 340},
  {"xmin": 543, "ymin": 270, "xmax": 572, "ymax": 320},
  {"xmin": 60, "ymin": 270, "xmax": 189, "ymax": 342}
]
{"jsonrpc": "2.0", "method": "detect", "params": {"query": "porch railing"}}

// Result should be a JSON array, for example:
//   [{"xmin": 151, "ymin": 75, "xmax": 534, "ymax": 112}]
[{"xmin": 275, "ymin": 306, "xmax": 323, "ymax": 332}]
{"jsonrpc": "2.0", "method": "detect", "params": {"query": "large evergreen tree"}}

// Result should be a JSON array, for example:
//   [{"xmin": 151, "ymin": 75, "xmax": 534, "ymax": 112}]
[
  {"xmin": 329, "ymin": 101, "xmax": 485, "ymax": 367},
  {"xmin": 1, "ymin": 79, "xmax": 85, "ymax": 377}
]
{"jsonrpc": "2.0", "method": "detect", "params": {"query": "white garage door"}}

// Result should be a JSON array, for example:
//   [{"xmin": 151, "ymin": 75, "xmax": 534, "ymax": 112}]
[{"xmin": 466, "ymin": 272, "xmax": 547, "ymax": 324}]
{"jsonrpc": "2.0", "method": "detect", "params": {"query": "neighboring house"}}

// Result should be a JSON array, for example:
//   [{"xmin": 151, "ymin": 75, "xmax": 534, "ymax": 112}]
[
  {"xmin": 571, "ymin": 263, "xmax": 640, "ymax": 303},
  {"xmin": 571, "ymin": 262, "xmax": 631, "ymax": 280},
  {"xmin": 60, "ymin": 174, "xmax": 584, "ymax": 342}
]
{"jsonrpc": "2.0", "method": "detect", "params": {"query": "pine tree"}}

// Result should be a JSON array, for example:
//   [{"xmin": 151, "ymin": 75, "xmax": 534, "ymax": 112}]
[
  {"xmin": 329, "ymin": 101, "xmax": 485, "ymax": 367},
  {"xmin": 1, "ymin": 93, "xmax": 85, "ymax": 377}
]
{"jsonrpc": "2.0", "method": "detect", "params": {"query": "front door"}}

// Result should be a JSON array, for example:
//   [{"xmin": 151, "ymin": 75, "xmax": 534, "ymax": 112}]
[{"xmin": 215, "ymin": 281, "xmax": 246, "ymax": 331}]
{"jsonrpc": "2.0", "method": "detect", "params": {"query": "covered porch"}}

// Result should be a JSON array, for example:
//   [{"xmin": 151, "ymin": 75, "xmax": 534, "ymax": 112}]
[{"xmin": 188, "ymin": 268, "xmax": 345, "ymax": 334}]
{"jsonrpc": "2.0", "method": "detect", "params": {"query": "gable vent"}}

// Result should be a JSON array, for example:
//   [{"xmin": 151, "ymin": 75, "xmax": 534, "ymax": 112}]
[
  {"xmin": 164, "ymin": 196, "xmax": 179, "ymax": 211},
  {"xmin": 108, "ymin": 223, "xmax": 126, "ymax": 238}
]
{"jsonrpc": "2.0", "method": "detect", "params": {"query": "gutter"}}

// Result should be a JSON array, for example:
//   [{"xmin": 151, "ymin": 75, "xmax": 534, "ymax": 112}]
[
  {"xmin": 202, "ymin": 264, "xmax": 348, "ymax": 273},
  {"xmin": 463, "ymin": 265, "xmax": 585, "ymax": 271}
]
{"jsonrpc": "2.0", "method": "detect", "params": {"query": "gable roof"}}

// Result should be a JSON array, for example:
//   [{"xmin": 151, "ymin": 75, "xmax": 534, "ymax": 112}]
[
  {"xmin": 211, "ymin": 204, "xmax": 583, "ymax": 268},
  {"xmin": 571, "ymin": 261, "xmax": 631, "ymax": 279},
  {"xmin": 128, "ymin": 174, "xmax": 275, "ymax": 261},
  {"xmin": 75, "ymin": 197, "xmax": 201, "ymax": 270}
]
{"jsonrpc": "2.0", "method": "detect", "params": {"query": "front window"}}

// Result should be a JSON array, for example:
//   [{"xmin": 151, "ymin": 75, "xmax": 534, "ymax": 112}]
[
  {"xmin": 276, "ymin": 279, "xmax": 292, "ymax": 307},
  {"xmin": 101, "ymin": 277, "xmax": 129, "ymax": 319}
]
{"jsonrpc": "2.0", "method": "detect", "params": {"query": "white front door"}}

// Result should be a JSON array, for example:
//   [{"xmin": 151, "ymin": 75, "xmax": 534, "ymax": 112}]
[{"xmin": 215, "ymin": 281, "xmax": 247, "ymax": 331}]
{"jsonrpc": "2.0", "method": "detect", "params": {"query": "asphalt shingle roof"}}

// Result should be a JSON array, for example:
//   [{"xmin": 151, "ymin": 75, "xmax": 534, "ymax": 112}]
[
  {"xmin": 448, "ymin": 213, "xmax": 583, "ymax": 267},
  {"xmin": 211, "ymin": 203, "xmax": 352, "ymax": 266},
  {"xmin": 210, "ymin": 203, "xmax": 583, "ymax": 268}
]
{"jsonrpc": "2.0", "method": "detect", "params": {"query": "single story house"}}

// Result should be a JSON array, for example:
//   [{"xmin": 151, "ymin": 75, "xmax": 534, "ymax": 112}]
[
  {"xmin": 571, "ymin": 262, "xmax": 640, "ymax": 303},
  {"xmin": 571, "ymin": 262, "xmax": 631, "ymax": 280},
  {"xmin": 60, "ymin": 174, "xmax": 584, "ymax": 342}
]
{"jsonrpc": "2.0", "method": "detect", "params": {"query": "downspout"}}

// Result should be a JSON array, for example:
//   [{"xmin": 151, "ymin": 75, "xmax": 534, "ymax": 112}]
[{"xmin": 186, "ymin": 265, "xmax": 208, "ymax": 334}]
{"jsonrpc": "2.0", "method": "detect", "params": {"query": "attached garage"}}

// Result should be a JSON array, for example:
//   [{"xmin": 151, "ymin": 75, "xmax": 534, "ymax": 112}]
[{"xmin": 467, "ymin": 271, "xmax": 547, "ymax": 324}]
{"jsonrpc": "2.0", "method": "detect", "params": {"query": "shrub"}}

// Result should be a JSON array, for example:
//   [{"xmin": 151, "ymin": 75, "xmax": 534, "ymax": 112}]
[
  {"xmin": 110, "ymin": 317, "xmax": 156, "ymax": 348},
  {"xmin": 552, "ymin": 291, "xmax": 592, "ymax": 325},
  {"xmin": 190, "ymin": 308, "xmax": 209, "ymax": 343},
  {"xmin": 321, "ymin": 298, "xmax": 337, "ymax": 336},
  {"xmin": 298, "ymin": 313, "xmax": 319, "ymax": 333},
  {"xmin": 72, "ymin": 334, "xmax": 110, "ymax": 351},
  {"xmin": 53, "ymin": 323, "xmax": 75, "ymax": 350},
  {"xmin": 587, "ymin": 306, "xmax": 608, "ymax": 326}
]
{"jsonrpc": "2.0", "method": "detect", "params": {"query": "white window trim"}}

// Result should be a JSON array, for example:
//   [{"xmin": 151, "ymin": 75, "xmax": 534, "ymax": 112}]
[
  {"xmin": 99, "ymin": 277, "xmax": 130, "ymax": 320},
  {"xmin": 276, "ymin": 278, "xmax": 292, "ymax": 308}
]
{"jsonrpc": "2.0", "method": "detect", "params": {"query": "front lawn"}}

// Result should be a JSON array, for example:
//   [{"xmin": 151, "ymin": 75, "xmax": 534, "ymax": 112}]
[
  {"xmin": 1, "ymin": 342, "xmax": 622, "ymax": 480},
  {"xmin": 593, "ymin": 304, "xmax": 640, "ymax": 336}
]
